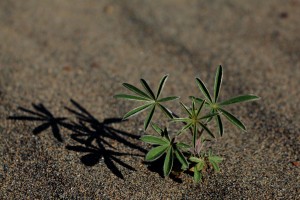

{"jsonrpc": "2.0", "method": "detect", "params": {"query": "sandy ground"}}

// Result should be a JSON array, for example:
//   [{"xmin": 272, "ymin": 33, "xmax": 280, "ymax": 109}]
[{"xmin": 0, "ymin": 0, "xmax": 299, "ymax": 199}]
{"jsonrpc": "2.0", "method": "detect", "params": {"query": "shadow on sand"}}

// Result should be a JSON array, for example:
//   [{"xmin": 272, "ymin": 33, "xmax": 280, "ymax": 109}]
[{"xmin": 8, "ymin": 99, "xmax": 146, "ymax": 179}]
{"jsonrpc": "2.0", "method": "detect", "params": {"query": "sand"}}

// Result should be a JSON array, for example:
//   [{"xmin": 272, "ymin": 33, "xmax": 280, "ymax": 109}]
[{"xmin": 0, "ymin": 0, "xmax": 299, "ymax": 199}]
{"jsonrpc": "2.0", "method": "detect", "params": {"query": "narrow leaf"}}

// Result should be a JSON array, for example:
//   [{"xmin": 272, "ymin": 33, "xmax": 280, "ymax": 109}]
[
  {"xmin": 122, "ymin": 83, "xmax": 151, "ymax": 99},
  {"xmin": 199, "ymin": 123, "xmax": 215, "ymax": 138},
  {"xmin": 157, "ymin": 96, "xmax": 179, "ymax": 102},
  {"xmin": 195, "ymin": 78, "xmax": 212, "ymax": 103},
  {"xmin": 140, "ymin": 135, "xmax": 169, "ymax": 145},
  {"xmin": 194, "ymin": 168, "xmax": 201, "ymax": 183},
  {"xmin": 176, "ymin": 142, "xmax": 191, "ymax": 150},
  {"xmin": 145, "ymin": 145, "xmax": 169, "ymax": 161},
  {"xmin": 174, "ymin": 148, "xmax": 189, "ymax": 170},
  {"xmin": 209, "ymin": 159, "xmax": 220, "ymax": 172},
  {"xmin": 158, "ymin": 104, "xmax": 173, "ymax": 119},
  {"xmin": 196, "ymin": 99, "xmax": 206, "ymax": 116},
  {"xmin": 151, "ymin": 124, "xmax": 163, "ymax": 134},
  {"xmin": 144, "ymin": 105, "xmax": 156, "ymax": 130},
  {"xmin": 172, "ymin": 118, "xmax": 190, "ymax": 123},
  {"xmin": 114, "ymin": 94, "xmax": 151, "ymax": 101},
  {"xmin": 140, "ymin": 79, "xmax": 156, "ymax": 99},
  {"xmin": 214, "ymin": 65, "xmax": 223, "ymax": 102},
  {"xmin": 180, "ymin": 102, "xmax": 192, "ymax": 116},
  {"xmin": 177, "ymin": 123, "xmax": 193, "ymax": 135},
  {"xmin": 196, "ymin": 160, "xmax": 205, "ymax": 171},
  {"xmin": 220, "ymin": 95, "xmax": 260, "ymax": 106},
  {"xmin": 163, "ymin": 147, "xmax": 174, "ymax": 177},
  {"xmin": 123, "ymin": 104, "xmax": 152, "ymax": 119},
  {"xmin": 189, "ymin": 157, "xmax": 202, "ymax": 163},
  {"xmin": 200, "ymin": 112, "xmax": 218, "ymax": 120},
  {"xmin": 193, "ymin": 124, "xmax": 198, "ymax": 149},
  {"xmin": 216, "ymin": 115, "xmax": 224, "ymax": 136},
  {"xmin": 219, "ymin": 108, "xmax": 246, "ymax": 131},
  {"xmin": 156, "ymin": 75, "xmax": 168, "ymax": 99}
]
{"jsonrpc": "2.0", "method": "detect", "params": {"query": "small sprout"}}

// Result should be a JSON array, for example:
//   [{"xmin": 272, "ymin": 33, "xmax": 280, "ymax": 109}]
[{"xmin": 115, "ymin": 65, "xmax": 260, "ymax": 182}]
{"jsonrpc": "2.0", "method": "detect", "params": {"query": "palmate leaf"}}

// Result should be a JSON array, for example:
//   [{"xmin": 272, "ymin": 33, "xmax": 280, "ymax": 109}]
[
  {"xmin": 195, "ymin": 78, "xmax": 212, "ymax": 103},
  {"xmin": 194, "ymin": 168, "xmax": 201, "ymax": 182},
  {"xmin": 151, "ymin": 123, "xmax": 163, "ymax": 135},
  {"xmin": 158, "ymin": 104, "xmax": 173, "ymax": 119},
  {"xmin": 156, "ymin": 75, "xmax": 168, "ymax": 99},
  {"xmin": 140, "ymin": 79, "xmax": 156, "ymax": 99},
  {"xmin": 122, "ymin": 83, "xmax": 151, "ymax": 99},
  {"xmin": 163, "ymin": 147, "xmax": 174, "ymax": 176},
  {"xmin": 179, "ymin": 102, "xmax": 192, "ymax": 116},
  {"xmin": 176, "ymin": 142, "xmax": 191, "ymax": 150},
  {"xmin": 177, "ymin": 123, "xmax": 193, "ymax": 135},
  {"xmin": 145, "ymin": 144, "xmax": 169, "ymax": 161},
  {"xmin": 219, "ymin": 108, "xmax": 246, "ymax": 131},
  {"xmin": 123, "ymin": 103, "xmax": 152, "ymax": 119},
  {"xmin": 174, "ymin": 147, "xmax": 189, "ymax": 170},
  {"xmin": 114, "ymin": 94, "xmax": 151, "ymax": 101},
  {"xmin": 144, "ymin": 105, "xmax": 156, "ymax": 130},
  {"xmin": 140, "ymin": 135, "xmax": 169, "ymax": 145},
  {"xmin": 158, "ymin": 96, "xmax": 179, "ymax": 102},
  {"xmin": 208, "ymin": 156, "xmax": 222, "ymax": 172},
  {"xmin": 214, "ymin": 65, "xmax": 223, "ymax": 103},
  {"xmin": 216, "ymin": 115, "xmax": 224, "ymax": 136},
  {"xmin": 220, "ymin": 95, "xmax": 260, "ymax": 106},
  {"xmin": 199, "ymin": 122, "xmax": 215, "ymax": 138}
]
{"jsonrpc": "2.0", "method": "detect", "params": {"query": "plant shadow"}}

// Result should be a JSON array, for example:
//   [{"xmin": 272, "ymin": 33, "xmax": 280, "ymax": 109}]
[
  {"xmin": 8, "ymin": 103, "xmax": 66, "ymax": 142},
  {"xmin": 144, "ymin": 157, "xmax": 184, "ymax": 183},
  {"xmin": 8, "ymin": 99, "xmax": 147, "ymax": 179},
  {"xmin": 62, "ymin": 99, "xmax": 146, "ymax": 179}
]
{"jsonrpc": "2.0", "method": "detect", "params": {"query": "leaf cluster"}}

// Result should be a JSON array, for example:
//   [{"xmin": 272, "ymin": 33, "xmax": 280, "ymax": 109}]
[{"xmin": 114, "ymin": 65, "xmax": 259, "ymax": 182}]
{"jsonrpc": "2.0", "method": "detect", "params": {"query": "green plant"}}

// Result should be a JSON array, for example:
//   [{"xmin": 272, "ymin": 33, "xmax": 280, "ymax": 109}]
[{"xmin": 114, "ymin": 65, "xmax": 259, "ymax": 182}]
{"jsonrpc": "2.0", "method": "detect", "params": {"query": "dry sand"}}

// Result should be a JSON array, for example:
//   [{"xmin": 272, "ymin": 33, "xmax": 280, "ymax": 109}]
[{"xmin": 0, "ymin": 0, "xmax": 299, "ymax": 199}]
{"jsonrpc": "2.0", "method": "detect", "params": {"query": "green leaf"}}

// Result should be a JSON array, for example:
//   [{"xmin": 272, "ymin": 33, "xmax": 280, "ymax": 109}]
[
  {"xmin": 157, "ymin": 96, "xmax": 179, "ymax": 102},
  {"xmin": 174, "ymin": 148, "xmax": 189, "ymax": 170},
  {"xmin": 140, "ymin": 135, "xmax": 169, "ymax": 145},
  {"xmin": 140, "ymin": 79, "xmax": 156, "ymax": 99},
  {"xmin": 219, "ymin": 108, "xmax": 246, "ymax": 131},
  {"xmin": 200, "ymin": 112, "xmax": 218, "ymax": 120},
  {"xmin": 220, "ymin": 95, "xmax": 260, "ymax": 106},
  {"xmin": 176, "ymin": 142, "xmax": 191, "ymax": 150},
  {"xmin": 196, "ymin": 100, "xmax": 206, "ymax": 116},
  {"xmin": 163, "ymin": 147, "xmax": 174, "ymax": 177},
  {"xmin": 145, "ymin": 145, "xmax": 169, "ymax": 161},
  {"xmin": 151, "ymin": 124, "xmax": 163, "ymax": 134},
  {"xmin": 114, "ymin": 94, "xmax": 151, "ymax": 101},
  {"xmin": 144, "ymin": 105, "xmax": 156, "ymax": 130},
  {"xmin": 180, "ymin": 102, "xmax": 192, "ymax": 116},
  {"xmin": 209, "ymin": 156, "xmax": 222, "ymax": 172},
  {"xmin": 193, "ymin": 124, "xmax": 198, "ymax": 148},
  {"xmin": 216, "ymin": 115, "xmax": 223, "ymax": 136},
  {"xmin": 194, "ymin": 168, "xmax": 202, "ymax": 183},
  {"xmin": 214, "ymin": 65, "xmax": 223, "ymax": 102},
  {"xmin": 158, "ymin": 104, "xmax": 173, "ymax": 119},
  {"xmin": 172, "ymin": 118, "xmax": 190, "ymax": 122},
  {"xmin": 156, "ymin": 75, "xmax": 168, "ymax": 99},
  {"xmin": 199, "ymin": 123, "xmax": 215, "ymax": 138},
  {"xmin": 162, "ymin": 128, "xmax": 170, "ymax": 141},
  {"xmin": 189, "ymin": 156, "xmax": 202, "ymax": 163},
  {"xmin": 195, "ymin": 78, "xmax": 212, "ymax": 103},
  {"xmin": 196, "ymin": 160, "xmax": 205, "ymax": 171},
  {"xmin": 177, "ymin": 123, "xmax": 192, "ymax": 135},
  {"xmin": 122, "ymin": 83, "xmax": 151, "ymax": 99},
  {"xmin": 123, "ymin": 103, "xmax": 152, "ymax": 119}
]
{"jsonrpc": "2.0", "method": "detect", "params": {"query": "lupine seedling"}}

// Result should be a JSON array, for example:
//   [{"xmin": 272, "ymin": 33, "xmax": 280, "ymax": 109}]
[{"xmin": 114, "ymin": 65, "xmax": 259, "ymax": 182}]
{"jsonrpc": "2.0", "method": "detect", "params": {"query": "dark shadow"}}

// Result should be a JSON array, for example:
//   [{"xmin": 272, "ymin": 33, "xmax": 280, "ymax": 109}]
[
  {"xmin": 62, "ymin": 99, "xmax": 146, "ymax": 179},
  {"xmin": 144, "ymin": 156, "xmax": 183, "ymax": 183},
  {"xmin": 7, "ymin": 103, "xmax": 66, "ymax": 142}
]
